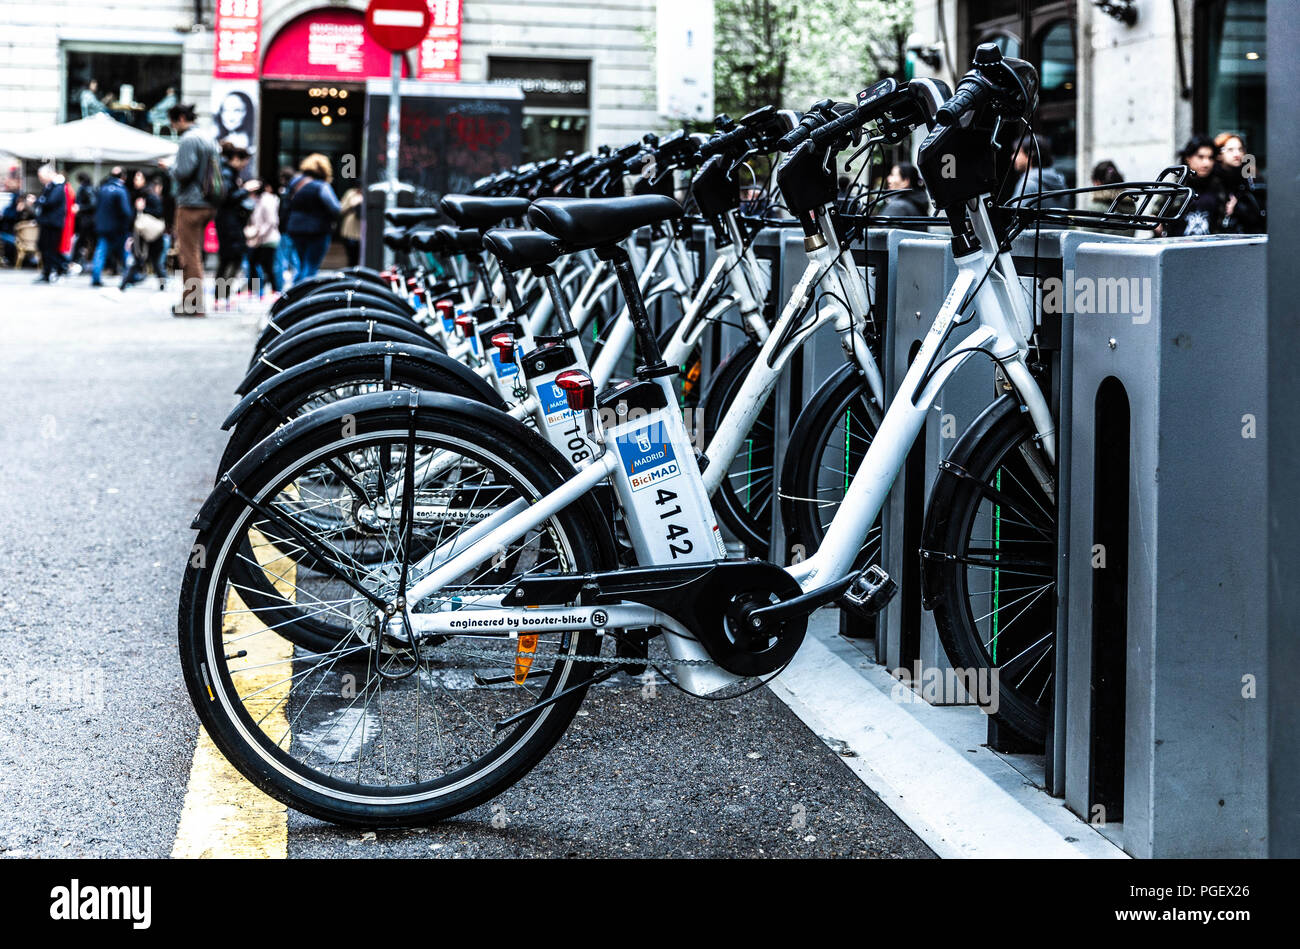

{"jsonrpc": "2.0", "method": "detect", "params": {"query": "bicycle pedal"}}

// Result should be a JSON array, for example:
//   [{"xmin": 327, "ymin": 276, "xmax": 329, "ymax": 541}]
[{"xmin": 839, "ymin": 565, "xmax": 897, "ymax": 619}]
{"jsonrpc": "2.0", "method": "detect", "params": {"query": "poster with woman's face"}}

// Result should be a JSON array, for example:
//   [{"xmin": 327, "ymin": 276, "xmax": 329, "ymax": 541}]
[{"xmin": 210, "ymin": 80, "xmax": 259, "ymax": 171}]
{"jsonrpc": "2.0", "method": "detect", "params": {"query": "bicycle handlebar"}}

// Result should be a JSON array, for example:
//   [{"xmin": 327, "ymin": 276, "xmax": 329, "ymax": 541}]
[{"xmin": 934, "ymin": 77, "xmax": 994, "ymax": 127}]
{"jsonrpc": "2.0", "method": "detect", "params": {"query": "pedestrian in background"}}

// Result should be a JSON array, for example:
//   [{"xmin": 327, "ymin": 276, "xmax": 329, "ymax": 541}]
[
  {"xmin": 1006, "ymin": 134, "xmax": 1069, "ymax": 209},
  {"xmin": 879, "ymin": 162, "xmax": 931, "ymax": 230},
  {"xmin": 338, "ymin": 186, "xmax": 363, "ymax": 267},
  {"xmin": 72, "ymin": 172, "xmax": 97, "ymax": 267},
  {"xmin": 1162, "ymin": 135, "xmax": 1227, "ymax": 237},
  {"xmin": 274, "ymin": 167, "xmax": 300, "ymax": 287},
  {"xmin": 59, "ymin": 172, "xmax": 76, "ymax": 272},
  {"xmin": 213, "ymin": 141, "xmax": 253, "ymax": 306},
  {"xmin": 1213, "ymin": 132, "xmax": 1264, "ymax": 234},
  {"xmin": 90, "ymin": 167, "xmax": 132, "ymax": 287},
  {"xmin": 120, "ymin": 176, "xmax": 168, "ymax": 292},
  {"xmin": 284, "ymin": 153, "xmax": 340, "ymax": 284},
  {"xmin": 1079, "ymin": 160, "xmax": 1135, "ymax": 237},
  {"xmin": 168, "ymin": 103, "xmax": 220, "ymax": 317},
  {"xmin": 244, "ymin": 180, "xmax": 282, "ymax": 297},
  {"xmin": 0, "ymin": 192, "xmax": 26, "ymax": 266},
  {"xmin": 32, "ymin": 164, "xmax": 67, "ymax": 283}
]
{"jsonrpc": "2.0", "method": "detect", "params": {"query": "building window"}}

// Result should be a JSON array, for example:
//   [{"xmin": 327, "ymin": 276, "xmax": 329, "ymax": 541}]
[
  {"xmin": 487, "ymin": 57, "xmax": 590, "ymax": 161},
  {"xmin": 1196, "ymin": 0, "xmax": 1266, "ymax": 176},
  {"xmin": 63, "ymin": 45, "xmax": 181, "ymax": 133},
  {"xmin": 968, "ymin": 1, "xmax": 1077, "ymax": 187}
]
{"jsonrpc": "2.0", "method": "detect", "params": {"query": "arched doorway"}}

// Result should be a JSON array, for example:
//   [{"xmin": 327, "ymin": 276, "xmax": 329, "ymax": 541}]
[{"xmin": 259, "ymin": 9, "xmax": 410, "ymax": 192}]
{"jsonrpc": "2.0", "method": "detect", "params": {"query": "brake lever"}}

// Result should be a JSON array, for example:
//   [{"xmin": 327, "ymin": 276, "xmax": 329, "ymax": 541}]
[
  {"xmin": 843, "ymin": 133, "xmax": 886, "ymax": 173},
  {"xmin": 727, "ymin": 147, "xmax": 758, "ymax": 177}
]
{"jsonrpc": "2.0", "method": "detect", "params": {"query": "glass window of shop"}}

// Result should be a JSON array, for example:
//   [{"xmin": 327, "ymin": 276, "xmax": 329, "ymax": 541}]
[
  {"xmin": 487, "ymin": 57, "xmax": 590, "ymax": 161},
  {"xmin": 1196, "ymin": 0, "xmax": 1266, "ymax": 178},
  {"xmin": 63, "ymin": 44, "xmax": 182, "ymax": 133}
]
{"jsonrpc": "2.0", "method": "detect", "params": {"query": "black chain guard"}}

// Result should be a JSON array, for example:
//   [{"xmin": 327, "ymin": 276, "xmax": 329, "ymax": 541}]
[{"xmin": 508, "ymin": 560, "xmax": 807, "ymax": 677}]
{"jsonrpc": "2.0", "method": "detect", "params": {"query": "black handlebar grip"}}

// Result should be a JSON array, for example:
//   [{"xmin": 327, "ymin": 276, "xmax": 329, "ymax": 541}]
[
  {"xmin": 778, "ymin": 112, "xmax": 829, "ymax": 152},
  {"xmin": 808, "ymin": 105, "xmax": 868, "ymax": 148},
  {"xmin": 699, "ymin": 124, "xmax": 750, "ymax": 159},
  {"xmin": 935, "ymin": 80, "xmax": 991, "ymax": 127}
]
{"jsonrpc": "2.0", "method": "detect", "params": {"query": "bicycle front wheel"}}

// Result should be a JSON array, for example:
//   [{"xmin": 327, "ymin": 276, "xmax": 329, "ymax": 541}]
[
  {"xmin": 179, "ymin": 396, "xmax": 615, "ymax": 826},
  {"xmin": 924, "ymin": 395, "xmax": 1058, "ymax": 744}
]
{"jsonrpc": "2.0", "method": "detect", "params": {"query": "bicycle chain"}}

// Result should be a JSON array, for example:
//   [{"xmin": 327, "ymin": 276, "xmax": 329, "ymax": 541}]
[{"xmin": 427, "ymin": 641, "xmax": 718, "ymax": 669}]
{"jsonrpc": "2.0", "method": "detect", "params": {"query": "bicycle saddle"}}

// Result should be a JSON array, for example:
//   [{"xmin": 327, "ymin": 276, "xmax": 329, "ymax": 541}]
[
  {"xmin": 385, "ymin": 208, "xmax": 441, "ymax": 227},
  {"xmin": 440, "ymin": 195, "xmax": 532, "ymax": 230},
  {"xmin": 434, "ymin": 225, "xmax": 483, "ymax": 253},
  {"xmin": 481, "ymin": 228, "xmax": 564, "ymax": 272},
  {"xmin": 382, "ymin": 226, "xmax": 413, "ymax": 251},
  {"xmin": 409, "ymin": 227, "xmax": 447, "ymax": 253},
  {"xmin": 528, "ymin": 195, "xmax": 682, "ymax": 249}
]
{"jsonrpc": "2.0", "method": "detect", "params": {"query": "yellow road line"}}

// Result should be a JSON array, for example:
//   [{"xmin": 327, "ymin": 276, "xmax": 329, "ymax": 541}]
[{"xmin": 173, "ymin": 531, "xmax": 295, "ymax": 859}]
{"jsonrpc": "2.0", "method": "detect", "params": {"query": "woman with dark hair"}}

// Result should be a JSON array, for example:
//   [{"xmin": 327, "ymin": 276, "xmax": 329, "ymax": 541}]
[
  {"xmin": 1080, "ymin": 160, "xmax": 1136, "ymax": 236},
  {"xmin": 72, "ymin": 171, "xmax": 97, "ymax": 266},
  {"xmin": 1213, "ymin": 132, "xmax": 1264, "ymax": 234},
  {"xmin": 1162, "ymin": 134, "xmax": 1227, "ymax": 237},
  {"xmin": 120, "ymin": 175, "xmax": 168, "ymax": 291},
  {"xmin": 879, "ymin": 162, "xmax": 931, "ymax": 230}
]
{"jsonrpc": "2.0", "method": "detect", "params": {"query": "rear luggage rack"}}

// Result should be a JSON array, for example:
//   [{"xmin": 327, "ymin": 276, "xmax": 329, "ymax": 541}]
[{"xmin": 1000, "ymin": 164, "xmax": 1194, "ymax": 232}]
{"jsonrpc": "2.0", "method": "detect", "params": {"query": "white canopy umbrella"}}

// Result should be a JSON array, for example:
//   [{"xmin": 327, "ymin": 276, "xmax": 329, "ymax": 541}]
[{"xmin": 0, "ymin": 113, "xmax": 179, "ymax": 163}]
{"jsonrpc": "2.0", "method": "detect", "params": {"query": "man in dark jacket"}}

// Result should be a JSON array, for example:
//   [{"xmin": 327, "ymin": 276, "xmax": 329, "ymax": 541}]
[
  {"xmin": 32, "ymin": 164, "xmax": 67, "ymax": 283},
  {"xmin": 168, "ymin": 103, "xmax": 220, "ymax": 317},
  {"xmin": 1006, "ymin": 134, "xmax": 1070, "ymax": 210},
  {"xmin": 72, "ymin": 172, "xmax": 97, "ymax": 266},
  {"xmin": 90, "ymin": 167, "xmax": 133, "ymax": 287},
  {"xmin": 213, "ymin": 142, "xmax": 253, "ymax": 305}
]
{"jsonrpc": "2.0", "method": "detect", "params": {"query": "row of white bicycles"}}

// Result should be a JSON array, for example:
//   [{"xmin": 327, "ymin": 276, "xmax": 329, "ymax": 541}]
[{"xmin": 178, "ymin": 45, "xmax": 1192, "ymax": 825}]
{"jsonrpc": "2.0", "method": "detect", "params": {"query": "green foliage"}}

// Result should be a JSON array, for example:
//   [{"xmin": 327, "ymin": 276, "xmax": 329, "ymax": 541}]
[{"xmin": 713, "ymin": 0, "xmax": 913, "ymax": 117}]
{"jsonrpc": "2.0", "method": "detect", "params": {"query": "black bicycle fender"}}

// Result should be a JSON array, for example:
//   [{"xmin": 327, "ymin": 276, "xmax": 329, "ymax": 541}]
[
  {"xmin": 237, "ymin": 321, "xmax": 442, "ymax": 394},
  {"xmin": 223, "ymin": 341, "xmax": 505, "ymax": 430},
  {"xmin": 194, "ymin": 392, "xmax": 617, "ymax": 572}
]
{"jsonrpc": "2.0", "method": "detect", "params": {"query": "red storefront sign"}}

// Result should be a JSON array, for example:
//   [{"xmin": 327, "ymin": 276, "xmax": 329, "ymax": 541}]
[
  {"xmin": 214, "ymin": 0, "xmax": 262, "ymax": 78},
  {"xmin": 418, "ymin": 0, "xmax": 462, "ymax": 81},
  {"xmin": 262, "ymin": 9, "xmax": 411, "ymax": 80}
]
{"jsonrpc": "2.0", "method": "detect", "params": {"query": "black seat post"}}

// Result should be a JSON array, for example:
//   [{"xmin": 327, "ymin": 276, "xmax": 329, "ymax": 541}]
[
  {"xmin": 595, "ymin": 242, "xmax": 669, "ymax": 378},
  {"xmin": 537, "ymin": 266, "xmax": 578, "ymax": 337},
  {"xmin": 497, "ymin": 262, "xmax": 525, "ymax": 315}
]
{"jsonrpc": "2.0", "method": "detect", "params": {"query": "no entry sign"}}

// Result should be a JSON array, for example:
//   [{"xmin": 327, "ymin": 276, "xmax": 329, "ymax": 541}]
[{"xmin": 365, "ymin": 0, "xmax": 432, "ymax": 52}]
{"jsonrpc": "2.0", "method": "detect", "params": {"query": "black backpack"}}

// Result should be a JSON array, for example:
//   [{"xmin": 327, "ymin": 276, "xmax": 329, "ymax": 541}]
[{"xmin": 198, "ymin": 140, "xmax": 226, "ymax": 205}]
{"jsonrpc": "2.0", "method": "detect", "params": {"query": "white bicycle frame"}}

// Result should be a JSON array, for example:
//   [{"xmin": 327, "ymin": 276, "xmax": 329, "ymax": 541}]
[{"xmin": 392, "ymin": 194, "xmax": 1054, "ymax": 695}]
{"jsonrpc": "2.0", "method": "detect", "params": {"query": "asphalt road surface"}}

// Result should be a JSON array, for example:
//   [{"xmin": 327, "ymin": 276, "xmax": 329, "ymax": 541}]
[{"xmin": 0, "ymin": 270, "xmax": 931, "ymax": 859}]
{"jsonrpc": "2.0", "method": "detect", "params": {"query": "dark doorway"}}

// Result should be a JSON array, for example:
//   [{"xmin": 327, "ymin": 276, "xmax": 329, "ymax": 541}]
[{"xmin": 259, "ymin": 81, "xmax": 365, "ymax": 269}]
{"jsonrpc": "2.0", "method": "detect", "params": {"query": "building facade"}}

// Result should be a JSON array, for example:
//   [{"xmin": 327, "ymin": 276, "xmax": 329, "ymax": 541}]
[
  {"xmin": 0, "ymin": 0, "xmax": 660, "ymax": 173},
  {"xmin": 908, "ymin": 0, "xmax": 1266, "ymax": 189}
]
